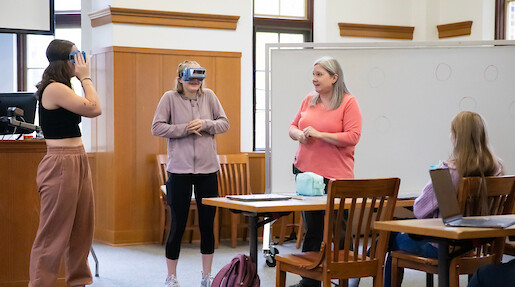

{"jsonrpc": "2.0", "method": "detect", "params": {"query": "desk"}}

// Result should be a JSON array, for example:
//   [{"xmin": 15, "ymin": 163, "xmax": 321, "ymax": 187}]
[
  {"xmin": 374, "ymin": 215, "xmax": 515, "ymax": 287},
  {"xmin": 203, "ymin": 196, "xmax": 414, "ymax": 265}
]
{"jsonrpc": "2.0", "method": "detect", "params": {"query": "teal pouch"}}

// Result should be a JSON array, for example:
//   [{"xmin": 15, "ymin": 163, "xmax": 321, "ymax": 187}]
[{"xmin": 296, "ymin": 172, "xmax": 325, "ymax": 196}]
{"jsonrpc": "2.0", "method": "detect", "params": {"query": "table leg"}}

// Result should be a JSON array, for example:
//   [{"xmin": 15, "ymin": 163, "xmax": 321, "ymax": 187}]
[
  {"xmin": 437, "ymin": 240, "xmax": 450, "ymax": 287},
  {"xmin": 249, "ymin": 215, "xmax": 258, "ymax": 265}
]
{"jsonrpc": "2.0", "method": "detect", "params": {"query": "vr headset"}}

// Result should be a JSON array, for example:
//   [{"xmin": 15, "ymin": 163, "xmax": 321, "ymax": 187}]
[
  {"xmin": 69, "ymin": 50, "xmax": 87, "ymax": 63},
  {"xmin": 180, "ymin": 67, "xmax": 206, "ymax": 81}
]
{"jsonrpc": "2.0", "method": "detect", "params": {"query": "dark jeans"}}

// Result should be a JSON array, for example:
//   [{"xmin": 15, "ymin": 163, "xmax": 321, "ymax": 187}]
[
  {"xmin": 294, "ymin": 165, "xmax": 349, "ymax": 287},
  {"xmin": 384, "ymin": 232, "xmax": 438, "ymax": 287},
  {"xmin": 467, "ymin": 259, "xmax": 515, "ymax": 287},
  {"xmin": 165, "ymin": 172, "xmax": 218, "ymax": 260}
]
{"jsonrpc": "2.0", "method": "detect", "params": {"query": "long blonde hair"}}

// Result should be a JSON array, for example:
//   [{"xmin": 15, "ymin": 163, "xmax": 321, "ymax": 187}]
[
  {"xmin": 450, "ymin": 111, "xmax": 501, "ymax": 215},
  {"xmin": 175, "ymin": 60, "xmax": 204, "ymax": 95},
  {"xmin": 309, "ymin": 56, "xmax": 350, "ymax": 110}
]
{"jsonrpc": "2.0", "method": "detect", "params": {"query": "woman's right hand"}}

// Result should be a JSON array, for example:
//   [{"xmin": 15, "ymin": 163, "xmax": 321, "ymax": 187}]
[
  {"xmin": 74, "ymin": 52, "xmax": 90, "ymax": 81},
  {"xmin": 296, "ymin": 129, "xmax": 308, "ymax": 144}
]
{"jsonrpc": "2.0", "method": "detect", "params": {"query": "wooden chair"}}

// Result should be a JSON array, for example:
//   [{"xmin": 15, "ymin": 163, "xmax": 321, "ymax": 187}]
[
  {"xmin": 391, "ymin": 175, "xmax": 515, "ymax": 287},
  {"xmin": 216, "ymin": 153, "xmax": 252, "ymax": 248},
  {"xmin": 277, "ymin": 212, "xmax": 305, "ymax": 248},
  {"xmin": 276, "ymin": 177, "xmax": 400, "ymax": 287},
  {"xmin": 155, "ymin": 154, "xmax": 198, "ymax": 245}
]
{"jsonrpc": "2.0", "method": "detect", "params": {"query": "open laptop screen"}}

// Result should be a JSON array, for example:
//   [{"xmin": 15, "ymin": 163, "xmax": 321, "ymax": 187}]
[{"xmin": 429, "ymin": 168, "xmax": 462, "ymax": 220}]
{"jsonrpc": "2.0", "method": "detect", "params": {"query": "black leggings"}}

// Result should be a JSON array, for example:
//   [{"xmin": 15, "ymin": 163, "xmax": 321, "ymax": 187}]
[{"xmin": 165, "ymin": 172, "xmax": 218, "ymax": 260}]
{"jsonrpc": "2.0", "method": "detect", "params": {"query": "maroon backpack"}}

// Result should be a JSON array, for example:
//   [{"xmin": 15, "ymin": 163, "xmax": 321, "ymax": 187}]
[{"xmin": 212, "ymin": 254, "xmax": 260, "ymax": 287}]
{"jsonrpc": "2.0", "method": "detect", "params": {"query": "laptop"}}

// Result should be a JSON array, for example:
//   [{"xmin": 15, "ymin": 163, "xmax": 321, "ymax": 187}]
[
  {"xmin": 429, "ymin": 168, "xmax": 515, "ymax": 228},
  {"xmin": 225, "ymin": 194, "xmax": 292, "ymax": 202}
]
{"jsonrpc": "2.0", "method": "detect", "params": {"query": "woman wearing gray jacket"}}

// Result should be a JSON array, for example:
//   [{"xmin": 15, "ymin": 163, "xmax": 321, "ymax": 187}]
[{"xmin": 151, "ymin": 60, "xmax": 229, "ymax": 287}]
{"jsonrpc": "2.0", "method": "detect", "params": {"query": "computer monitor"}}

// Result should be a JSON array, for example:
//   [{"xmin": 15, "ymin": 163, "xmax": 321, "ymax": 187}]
[{"xmin": 0, "ymin": 92, "xmax": 38, "ymax": 135}]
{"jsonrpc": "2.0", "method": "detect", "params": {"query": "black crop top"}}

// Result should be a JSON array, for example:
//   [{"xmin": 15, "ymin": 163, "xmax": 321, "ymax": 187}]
[{"xmin": 39, "ymin": 86, "xmax": 82, "ymax": 139}]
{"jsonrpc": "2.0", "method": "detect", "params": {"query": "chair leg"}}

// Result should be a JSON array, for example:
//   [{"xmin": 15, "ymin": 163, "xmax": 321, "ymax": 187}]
[
  {"xmin": 275, "ymin": 262, "xmax": 286, "ymax": 287},
  {"xmin": 231, "ymin": 213, "xmax": 238, "ymax": 248},
  {"xmin": 449, "ymin": 264, "xmax": 459, "ymax": 287},
  {"xmin": 242, "ymin": 216, "xmax": 248, "ymax": 242},
  {"xmin": 322, "ymin": 275, "xmax": 332, "ymax": 287},
  {"xmin": 278, "ymin": 217, "xmax": 287, "ymax": 245},
  {"xmin": 339, "ymin": 279, "xmax": 348, "ymax": 287},
  {"xmin": 391, "ymin": 257, "xmax": 400, "ymax": 287},
  {"xmin": 426, "ymin": 273, "xmax": 434, "ymax": 287},
  {"xmin": 188, "ymin": 208, "xmax": 195, "ymax": 244},
  {"xmin": 159, "ymin": 200, "xmax": 166, "ymax": 245},
  {"xmin": 296, "ymin": 218, "xmax": 304, "ymax": 249},
  {"xmin": 214, "ymin": 208, "xmax": 219, "ymax": 249}
]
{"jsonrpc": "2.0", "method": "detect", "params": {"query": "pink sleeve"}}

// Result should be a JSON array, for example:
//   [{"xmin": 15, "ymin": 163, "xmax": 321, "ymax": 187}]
[
  {"xmin": 335, "ymin": 96, "xmax": 362, "ymax": 147},
  {"xmin": 290, "ymin": 95, "xmax": 311, "ymax": 130},
  {"xmin": 413, "ymin": 180, "xmax": 439, "ymax": 219}
]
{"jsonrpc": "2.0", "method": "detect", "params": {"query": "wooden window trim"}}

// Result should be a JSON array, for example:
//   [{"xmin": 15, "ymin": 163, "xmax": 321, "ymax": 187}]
[
  {"xmin": 252, "ymin": 0, "xmax": 313, "ymax": 151},
  {"xmin": 436, "ymin": 21, "xmax": 473, "ymax": 39},
  {"xmin": 16, "ymin": 11, "xmax": 81, "ymax": 91},
  {"xmin": 496, "ymin": 0, "xmax": 506, "ymax": 40},
  {"xmin": 88, "ymin": 7, "xmax": 240, "ymax": 30},
  {"xmin": 338, "ymin": 23, "xmax": 414, "ymax": 40}
]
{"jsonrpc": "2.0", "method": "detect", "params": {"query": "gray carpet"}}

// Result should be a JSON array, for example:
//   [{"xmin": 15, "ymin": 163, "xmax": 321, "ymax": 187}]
[{"xmin": 88, "ymin": 240, "xmax": 512, "ymax": 287}]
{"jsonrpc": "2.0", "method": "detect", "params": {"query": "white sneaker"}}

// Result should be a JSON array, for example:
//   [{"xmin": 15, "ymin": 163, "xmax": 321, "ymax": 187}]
[
  {"xmin": 165, "ymin": 274, "xmax": 180, "ymax": 287},
  {"xmin": 200, "ymin": 272, "xmax": 213, "ymax": 287}
]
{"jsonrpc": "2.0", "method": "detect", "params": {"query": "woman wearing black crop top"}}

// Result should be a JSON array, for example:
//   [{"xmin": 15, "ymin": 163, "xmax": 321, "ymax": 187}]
[{"xmin": 28, "ymin": 39, "xmax": 101, "ymax": 287}]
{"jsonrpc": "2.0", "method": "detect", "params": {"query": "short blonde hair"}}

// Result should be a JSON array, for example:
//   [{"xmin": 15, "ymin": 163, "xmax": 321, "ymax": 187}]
[
  {"xmin": 309, "ymin": 56, "xmax": 350, "ymax": 110},
  {"xmin": 175, "ymin": 60, "xmax": 204, "ymax": 95}
]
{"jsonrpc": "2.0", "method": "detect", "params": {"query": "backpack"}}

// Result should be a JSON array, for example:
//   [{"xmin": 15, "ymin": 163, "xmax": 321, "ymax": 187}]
[{"xmin": 212, "ymin": 254, "xmax": 260, "ymax": 287}]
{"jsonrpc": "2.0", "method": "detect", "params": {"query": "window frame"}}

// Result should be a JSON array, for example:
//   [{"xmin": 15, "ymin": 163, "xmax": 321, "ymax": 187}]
[
  {"xmin": 494, "ymin": 0, "xmax": 515, "ymax": 39},
  {"xmin": 16, "ymin": 11, "xmax": 81, "ymax": 92},
  {"xmin": 252, "ymin": 0, "xmax": 313, "ymax": 151}
]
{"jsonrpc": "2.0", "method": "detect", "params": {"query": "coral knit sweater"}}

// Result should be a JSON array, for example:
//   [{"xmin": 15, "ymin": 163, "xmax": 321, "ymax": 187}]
[{"xmin": 290, "ymin": 93, "xmax": 362, "ymax": 179}]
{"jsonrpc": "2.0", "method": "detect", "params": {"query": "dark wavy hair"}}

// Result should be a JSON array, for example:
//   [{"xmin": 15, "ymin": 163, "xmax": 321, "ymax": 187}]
[{"xmin": 35, "ymin": 39, "xmax": 75, "ymax": 100}]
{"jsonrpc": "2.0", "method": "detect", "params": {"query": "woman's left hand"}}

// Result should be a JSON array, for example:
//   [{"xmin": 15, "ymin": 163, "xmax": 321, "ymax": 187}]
[
  {"xmin": 187, "ymin": 119, "xmax": 203, "ymax": 136},
  {"xmin": 303, "ymin": 126, "xmax": 321, "ymax": 138}
]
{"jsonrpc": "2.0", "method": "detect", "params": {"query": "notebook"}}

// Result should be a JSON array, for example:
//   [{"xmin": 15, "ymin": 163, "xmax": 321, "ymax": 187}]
[
  {"xmin": 225, "ymin": 194, "xmax": 292, "ymax": 202},
  {"xmin": 429, "ymin": 168, "xmax": 515, "ymax": 228}
]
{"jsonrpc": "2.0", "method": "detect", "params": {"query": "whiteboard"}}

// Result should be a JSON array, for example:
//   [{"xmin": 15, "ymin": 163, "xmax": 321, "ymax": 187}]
[{"xmin": 268, "ymin": 42, "xmax": 515, "ymax": 197}]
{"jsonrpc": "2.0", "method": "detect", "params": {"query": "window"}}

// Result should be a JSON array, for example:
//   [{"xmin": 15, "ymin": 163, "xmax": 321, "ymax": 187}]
[
  {"xmin": 18, "ymin": 0, "xmax": 81, "ymax": 93},
  {"xmin": 253, "ymin": 0, "xmax": 313, "ymax": 150},
  {"xmin": 508, "ymin": 0, "xmax": 515, "ymax": 40}
]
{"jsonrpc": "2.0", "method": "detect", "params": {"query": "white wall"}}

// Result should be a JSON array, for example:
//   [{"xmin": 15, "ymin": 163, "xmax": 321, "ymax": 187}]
[
  {"xmin": 83, "ymin": 0, "xmax": 254, "ymax": 151},
  {"xmin": 81, "ymin": 0, "xmax": 497, "ymax": 153},
  {"xmin": 315, "ymin": 0, "xmax": 495, "ymax": 43}
]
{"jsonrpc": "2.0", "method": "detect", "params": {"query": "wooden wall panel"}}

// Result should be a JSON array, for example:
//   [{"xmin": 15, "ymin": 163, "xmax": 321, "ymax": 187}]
[
  {"xmin": 248, "ymin": 152, "xmax": 265, "ymax": 194},
  {"xmin": 91, "ymin": 47, "xmax": 241, "ymax": 245},
  {"xmin": 0, "ymin": 141, "xmax": 66, "ymax": 286},
  {"xmin": 213, "ymin": 57, "xmax": 241, "ymax": 154}
]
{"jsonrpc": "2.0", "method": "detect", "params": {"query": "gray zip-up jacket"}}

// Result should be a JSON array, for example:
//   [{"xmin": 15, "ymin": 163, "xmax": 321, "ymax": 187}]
[{"xmin": 151, "ymin": 88, "xmax": 229, "ymax": 174}]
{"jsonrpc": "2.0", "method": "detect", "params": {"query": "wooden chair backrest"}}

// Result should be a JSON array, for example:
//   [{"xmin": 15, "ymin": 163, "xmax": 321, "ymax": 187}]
[
  {"xmin": 217, "ymin": 154, "xmax": 252, "ymax": 196},
  {"xmin": 156, "ymin": 154, "xmax": 168, "ymax": 186},
  {"xmin": 457, "ymin": 175, "xmax": 515, "ymax": 258},
  {"xmin": 321, "ymin": 178, "xmax": 400, "ymax": 268},
  {"xmin": 457, "ymin": 176, "xmax": 515, "ymax": 216}
]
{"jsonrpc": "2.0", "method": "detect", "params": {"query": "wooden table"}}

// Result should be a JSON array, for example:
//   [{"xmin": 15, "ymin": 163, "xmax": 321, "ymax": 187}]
[
  {"xmin": 374, "ymin": 215, "xmax": 515, "ymax": 287},
  {"xmin": 203, "ymin": 195, "xmax": 414, "ymax": 265}
]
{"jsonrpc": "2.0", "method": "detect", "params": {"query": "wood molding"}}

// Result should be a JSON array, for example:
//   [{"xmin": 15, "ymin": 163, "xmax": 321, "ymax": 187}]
[
  {"xmin": 338, "ymin": 23, "xmax": 414, "ymax": 40},
  {"xmin": 89, "ymin": 7, "xmax": 239, "ymax": 30},
  {"xmin": 92, "ymin": 46, "xmax": 241, "ymax": 58},
  {"xmin": 437, "ymin": 21, "xmax": 473, "ymax": 39}
]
